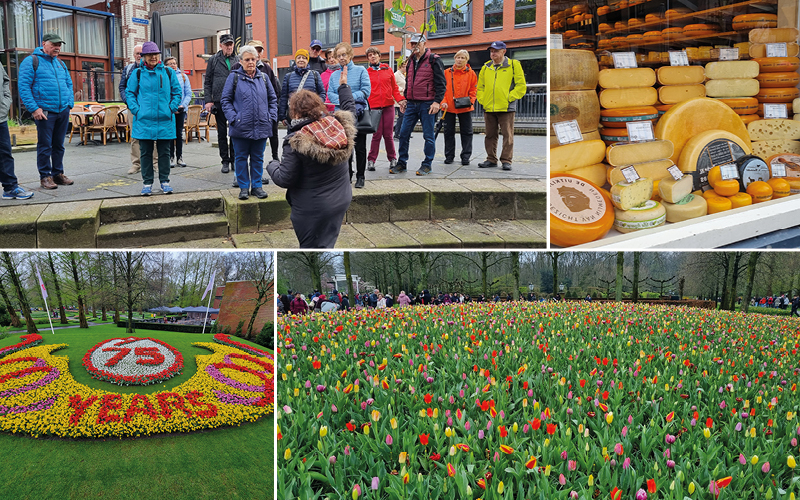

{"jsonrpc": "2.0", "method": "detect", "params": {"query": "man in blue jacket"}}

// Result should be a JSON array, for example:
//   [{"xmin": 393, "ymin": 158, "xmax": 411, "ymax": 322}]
[{"xmin": 18, "ymin": 33, "xmax": 74, "ymax": 190}]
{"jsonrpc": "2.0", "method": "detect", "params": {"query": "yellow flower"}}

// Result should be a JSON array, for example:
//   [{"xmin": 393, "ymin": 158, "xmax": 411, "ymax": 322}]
[
  {"xmin": 498, "ymin": 481, "xmax": 504, "ymax": 494},
  {"xmin": 606, "ymin": 412, "xmax": 613, "ymax": 424},
  {"xmin": 789, "ymin": 455, "xmax": 797, "ymax": 469},
  {"xmin": 399, "ymin": 452, "xmax": 407, "ymax": 464},
  {"xmin": 284, "ymin": 448, "xmax": 291, "ymax": 460},
  {"xmin": 319, "ymin": 426, "xmax": 328, "ymax": 438},
  {"xmin": 751, "ymin": 455, "xmax": 759, "ymax": 465},
  {"xmin": 286, "ymin": 364, "xmax": 292, "ymax": 371},
  {"xmin": 391, "ymin": 417, "xmax": 398, "ymax": 429},
  {"xmin": 588, "ymin": 474, "xmax": 594, "ymax": 486},
  {"xmin": 688, "ymin": 482, "xmax": 695, "ymax": 494}
]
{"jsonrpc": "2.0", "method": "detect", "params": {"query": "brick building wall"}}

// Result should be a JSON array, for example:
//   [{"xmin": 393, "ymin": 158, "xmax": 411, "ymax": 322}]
[
  {"xmin": 120, "ymin": 0, "xmax": 150, "ymax": 67},
  {"xmin": 215, "ymin": 281, "xmax": 275, "ymax": 335}
]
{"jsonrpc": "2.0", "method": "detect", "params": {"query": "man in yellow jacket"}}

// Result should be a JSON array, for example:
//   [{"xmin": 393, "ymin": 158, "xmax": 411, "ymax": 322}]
[{"xmin": 477, "ymin": 41, "xmax": 526, "ymax": 170}]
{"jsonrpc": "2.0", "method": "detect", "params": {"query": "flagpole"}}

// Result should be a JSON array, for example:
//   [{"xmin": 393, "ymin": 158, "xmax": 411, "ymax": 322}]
[
  {"xmin": 36, "ymin": 265, "xmax": 55, "ymax": 335},
  {"xmin": 202, "ymin": 273, "xmax": 215, "ymax": 335}
]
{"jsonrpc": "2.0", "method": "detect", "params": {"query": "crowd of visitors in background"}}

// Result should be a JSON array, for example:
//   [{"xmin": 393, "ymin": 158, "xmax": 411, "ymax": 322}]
[{"xmin": 749, "ymin": 294, "xmax": 800, "ymax": 316}]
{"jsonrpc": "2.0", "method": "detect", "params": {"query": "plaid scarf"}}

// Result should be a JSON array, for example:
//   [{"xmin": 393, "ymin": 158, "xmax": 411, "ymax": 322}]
[{"xmin": 297, "ymin": 115, "xmax": 348, "ymax": 150}]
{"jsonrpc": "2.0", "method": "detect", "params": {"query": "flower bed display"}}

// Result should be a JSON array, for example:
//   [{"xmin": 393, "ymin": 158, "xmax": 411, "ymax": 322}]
[
  {"xmin": 83, "ymin": 337, "xmax": 184, "ymax": 386},
  {"xmin": 277, "ymin": 302, "xmax": 800, "ymax": 499},
  {"xmin": 0, "ymin": 334, "xmax": 42, "ymax": 359},
  {"xmin": 0, "ymin": 339, "xmax": 274, "ymax": 438},
  {"xmin": 214, "ymin": 333, "xmax": 271, "ymax": 357}
]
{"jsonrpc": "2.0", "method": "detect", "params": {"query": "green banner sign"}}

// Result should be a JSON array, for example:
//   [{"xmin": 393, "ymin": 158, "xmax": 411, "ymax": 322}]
[{"xmin": 389, "ymin": 8, "xmax": 406, "ymax": 28}]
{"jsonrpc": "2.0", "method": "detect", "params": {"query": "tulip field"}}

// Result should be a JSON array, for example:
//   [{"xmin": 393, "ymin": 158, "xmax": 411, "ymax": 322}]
[{"xmin": 277, "ymin": 302, "xmax": 800, "ymax": 500}]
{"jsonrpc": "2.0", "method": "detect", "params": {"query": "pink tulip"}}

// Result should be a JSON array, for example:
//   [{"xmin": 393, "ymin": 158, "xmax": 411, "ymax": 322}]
[
  {"xmin": 386, "ymin": 434, "xmax": 393, "ymax": 446},
  {"xmin": 762, "ymin": 462, "xmax": 771, "ymax": 473}
]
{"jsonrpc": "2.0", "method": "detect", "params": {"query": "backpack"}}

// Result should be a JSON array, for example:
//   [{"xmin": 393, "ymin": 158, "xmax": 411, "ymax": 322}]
[
  {"xmin": 132, "ymin": 64, "xmax": 176, "ymax": 96},
  {"xmin": 231, "ymin": 70, "xmax": 273, "ymax": 98},
  {"xmin": 30, "ymin": 54, "xmax": 68, "ymax": 73}
]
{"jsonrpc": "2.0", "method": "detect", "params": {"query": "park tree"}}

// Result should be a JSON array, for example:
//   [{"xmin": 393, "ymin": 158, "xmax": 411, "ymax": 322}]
[
  {"xmin": 68, "ymin": 252, "xmax": 89, "ymax": 328},
  {"xmin": 1, "ymin": 252, "xmax": 36, "ymax": 333},
  {"xmin": 615, "ymin": 252, "xmax": 624, "ymax": 301},
  {"xmin": 111, "ymin": 251, "xmax": 149, "ymax": 333},
  {"xmin": 46, "ymin": 252, "xmax": 68, "ymax": 324}
]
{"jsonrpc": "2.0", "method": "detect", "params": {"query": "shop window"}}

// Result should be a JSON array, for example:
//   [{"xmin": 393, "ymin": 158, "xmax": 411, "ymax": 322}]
[
  {"xmin": 370, "ymin": 2, "xmax": 384, "ymax": 44},
  {"xmin": 42, "ymin": 8, "xmax": 74, "ymax": 51},
  {"xmin": 484, "ymin": 0, "xmax": 502, "ymax": 30},
  {"xmin": 351, "ymin": 5, "xmax": 363, "ymax": 46},
  {"xmin": 77, "ymin": 14, "xmax": 108, "ymax": 56},
  {"xmin": 515, "ymin": 0, "xmax": 535, "ymax": 27}
]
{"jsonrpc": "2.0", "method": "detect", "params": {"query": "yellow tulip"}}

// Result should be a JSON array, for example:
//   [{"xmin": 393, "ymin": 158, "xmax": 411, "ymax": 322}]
[
  {"xmin": 320, "ymin": 426, "xmax": 328, "ymax": 438},
  {"xmin": 788, "ymin": 455, "xmax": 797, "ymax": 468},
  {"xmin": 588, "ymin": 474, "xmax": 594, "ymax": 486},
  {"xmin": 391, "ymin": 417, "xmax": 398, "ymax": 429},
  {"xmin": 751, "ymin": 455, "xmax": 759, "ymax": 465},
  {"xmin": 606, "ymin": 413, "xmax": 614, "ymax": 424},
  {"xmin": 703, "ymin": 428, "xmax": 711, "ymax": 439},
  {"xmin": 364, "ymin": 425, "xmax": 370, "ymax": 435},
  {"xmin": 399, "ymin": 452, "xmax": 407, "ymax": 464},
  {"xmin": 688, "ymin": 482, "xmax": 695, "ymax": 494},
  {"xmin": 498, "ymin": 481, "xmax": 504, "ymax": 494},
  {"xmin": 284, "ymin": 448, "xmax": 291, "ymax": 460}
]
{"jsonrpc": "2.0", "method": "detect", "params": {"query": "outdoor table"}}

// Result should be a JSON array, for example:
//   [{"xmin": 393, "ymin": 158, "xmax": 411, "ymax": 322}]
[{"xmin": 70, "ymin": 111, "xmax": 98, "ymax": 145}]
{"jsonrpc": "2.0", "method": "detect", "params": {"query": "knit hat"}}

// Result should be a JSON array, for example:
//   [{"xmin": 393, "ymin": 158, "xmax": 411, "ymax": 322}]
[
  {"xmin": 295, "ymin": 49, "xmax": 310, "ymax": 60},
  {"xmin": 141, "ymin": 41, "xmax": 161, "ymax": 55}
]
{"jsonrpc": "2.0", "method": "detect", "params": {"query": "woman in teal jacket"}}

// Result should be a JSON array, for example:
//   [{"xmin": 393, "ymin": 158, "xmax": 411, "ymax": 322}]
[{"xmin": 126, "ymin": 42, "xmax": 182, "ymax": 195}]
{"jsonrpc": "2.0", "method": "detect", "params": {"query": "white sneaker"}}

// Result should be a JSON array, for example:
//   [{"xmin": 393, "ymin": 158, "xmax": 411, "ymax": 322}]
[
  {"xmin": 367, "ymin": 161, "xmax": 376, "ymax": 171},
  {"xmin": 177, "ymin": 157, "xmax": 187, "ymax": 167},
  {"xmin": 170, "ymin": 158, "xmax": 177, "ymax": 168}
]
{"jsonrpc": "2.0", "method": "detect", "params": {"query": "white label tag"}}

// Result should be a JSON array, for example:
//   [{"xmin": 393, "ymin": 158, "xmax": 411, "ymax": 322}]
[
  {"xmin": 626, "ymin": 121, "xmax": 655, "ymax": 142},
  {"xmin": 668, "ymin": 51, "xmax": 689, "ymax": 66},
  {"xmin": 771, "ymin": 162, "xmax": 787, "ymax": 177},
  {"xmin": 764, "ymin": 104, "xmax": 788, "ymax": 119},
  {"xmin": 552, "ymin": 120, "xmax": 583, "ymax": 145},
  {"xmin": 719, "ymin": 48, "xmax": 739, "ymax": 61},
  {"xmin": 550, "ymin": 34, "xmax": 564, "ymax": 50},
  {"xmin": 766, "ymin": 43, "xmax": 788, "ymax": 58},
  {"xmin": 668, "ymin": 165, "xmax": 683, "ymax": 181},
  {"xmin": 613, "ymin": 52, "xmax": 638, "ymax": 68},
  {"xmin": 720, "ymin": 163, "xmax": 739, "ymax": 180},
  {"xmin": 621, "ymin": 166, "xmax": 640, "ymax": 183}
]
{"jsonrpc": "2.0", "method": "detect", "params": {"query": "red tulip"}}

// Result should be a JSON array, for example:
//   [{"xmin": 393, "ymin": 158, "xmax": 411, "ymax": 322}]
[
  {"xmin": 647, "ymin": 478, "xmax": 656, "ymax": 494},
  {"xmin": 419, "ymin": 433, "xmax": 429, "ymax": 445}
]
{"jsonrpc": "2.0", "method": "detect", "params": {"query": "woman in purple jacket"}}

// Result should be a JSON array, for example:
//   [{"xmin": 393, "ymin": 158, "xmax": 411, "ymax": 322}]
[{"xmin": 221, "ymin": 45, "xmax": 277, "ymax": 200}]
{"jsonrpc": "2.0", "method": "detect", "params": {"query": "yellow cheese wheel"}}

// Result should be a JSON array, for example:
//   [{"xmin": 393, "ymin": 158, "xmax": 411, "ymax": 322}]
[
  {"xmin": 683, "ymin": 24, "xmax": 720, "ymax": 38},
  {"xmin": 627, "ymin": 34, "xmax": 645, "ymax": 43},
  {"xmin": 598, "ymin": 23, "xmax": 613, "ymax": 33},
  {"xmin": 706, "ymin": 79, "xmax": 760, "ymax": 98},
  {"xmin": 656, "ymin": 97, "xmax": 752, "ymax": 164},
  {"xmin": 754, "ymin": 57, "xmax": 800, "ymax": 73},
  {"xmin": 645, "ymin": 13, "xmax": 663, "ymax": 23},
  {"xmin": 756, "ymin": 87, "xmax": 800, "ymax": 103},
  {"xmin": 702, "ymin": 189, "xmax": 720, "ymax": 200},
  {"xmin": 656, "ymin": 66, "xmax": 705, "ymax": 86},
  {"xmin": 662, "ymin": 27, "xmax": 684, "ymax": 37},
  {"xmin": 613, "ymin": 200, "xmax": 667, "ymax": 233},
  {"xmin": 599, "ymin": 87, "xmax": 659, "ymax": 109},
  {"xmin": 643, "ymin": 31, "xmax": 663, "ymax": 43},
  {"xmin": 732, "ymin": 14, "xmax": 777, "ymax": 31},
  {"xmin": 606, "ymin": 139, "xmax": 674, "ymax": 167},
  {"xmin": 707, "ymin": 165, "xmax": 722, "ymax": 188},
  {"xmin": 755, "ymin": 72, "xmax": 800, "ymax": 88},
  {"xmin": 677, "ymin": 129, "xmax": 751, "ymax": 191},
  {"xmin": 714, "ymin": 97, "xmax": 759, "ymax": 115},
  {"xmin": 749, "ymin": 43, "xmax": 800, "ymax": 59},
  {"xmin": 662, "ymin": 193, "xmax": 708, "ymax": 222},
  {"xmin": 658, "ymin": 84, "xmax": 707, "ymax": 105},
  {"xmin": 712, "ymin": 179, "xmax": 741, "ymax": 197},
  {"xmin": 565, "ymin": 163, "xmax": 609, "ymax": 187},
  {"xmin": 767, "ymin": 177, "xmax": 791, "ymax": 198},
  {"xmin": 606, "ymin": 159, "xmax": 674, "ymax": 185},
  {"xmin": 598, "ymin": 68, "xmax": 657, "ymax": 89},
  {"xmin": 551, "ymin": 90, "xmax": 601, "ymax": 132},
  {"xmin": 599, "ymin": 127, "xmax": 630, "ymax": 145},
  {"xmin": 740, "ymin": 114, "xmax": 760, "ymax": 125},
  {"xmin": 706, "ymin": 195, "xmax": 733, "ymax": 213},
  {"xmin": 705, "ymin": 60, "xmax": 760, "ymax": 80},
  {"xmin": 551, "ymin": 140, "xmax": 607, "ymax": 170},
  {"xmin": 727, "ymin": 192, "xmax": 753, "ymax": 208},
  {"xmin": 746, "ymin": 180, "xmax": 773, "ymax": 202},
  {"xmin": 749, "ymin": 28, "xmax": 800, "ymax": 44},
  {"xmin": 551, "ymin": 50, "xmax": 600, "ymax": 91},
  {"xmin": 597, "ymin": 6, "xmax": 610, "ymax": 16},
  {"xmin": 600, "ymin": 106, "xmax": 659, "ymax": 128},
  {"xmin": 550, "ymin": 174, "xmax": 615, "ymax": 247}
]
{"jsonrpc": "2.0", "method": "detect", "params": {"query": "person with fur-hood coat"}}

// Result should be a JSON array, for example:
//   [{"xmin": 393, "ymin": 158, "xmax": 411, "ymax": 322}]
[{"xmin": 267, "ymin": 66, "xmax": 357, "ymax": 248}]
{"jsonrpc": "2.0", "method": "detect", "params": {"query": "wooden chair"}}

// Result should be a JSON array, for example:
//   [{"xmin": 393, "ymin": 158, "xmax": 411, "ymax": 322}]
[
  {"xmin": 184, "ymin": 105, "xmax": 203, "ymax": 143},
  {"xmin": 116, "ymin": 108, "xmax": 131, "ymax": 142},
  {"xmin": 199, "ymin": 111, "xmax": 215, "ymax": 143},
  {"xmin": 68, "ymin": 106, "xmax": 86, "ymax": 144},
  {"xmin": 85, "ymin": 105, "xmax": 121, "ymax": 145}
]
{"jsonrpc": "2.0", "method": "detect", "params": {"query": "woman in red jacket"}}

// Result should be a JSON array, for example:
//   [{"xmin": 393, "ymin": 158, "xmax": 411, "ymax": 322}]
[
  {"xmin": 440, "ymin": 50, "xmax": 477, "ymax": 165},
  {"xmin": 366, "ymin": 47, "xmax": 406, "ymax": 171}
]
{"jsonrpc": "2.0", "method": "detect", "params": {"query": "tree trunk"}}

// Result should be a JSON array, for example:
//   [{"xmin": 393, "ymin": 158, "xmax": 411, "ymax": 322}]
[
  {"xmin": 246, "ymin": 304, "xmax": 261, "ymax": 339},
  {"xmin": 720, "ymin": 253, "xmax": 734, "ymax": 311},
  {"xmin": 0, "ymin": 277, "xmax": 22, "ymax": 327},
  {"xmin": 550, "ymin": 252, "xmax": 560, "ymax": 298},
  {"xmin": 632, "ymin": 252, "xmax": 640, "ymax": 303},
  {"xmin": 126, "ymin": 252, "xmax": 135, "ymax": 333},
  {"xmin": 393, "ymin": 253, "xmax": 403, "ymax": 296},
  {"xmin": 344, "ymin": 252, "xmax": 354, "ymax": 304},
  {"xmin": 480, "ymin": 252, "xmax": 489, "ymax": 298},
  {"xmin": 112, "ymin": 257, "xmax": 120, "ymax": 324},
  {"xmin": 615, "ymin": 252, "xmax": 624, "ymax": 302},
  {"xmin": 511, "ymin": 252, "xmax": 520, "ymax": 301},
  {"xmin": 47, "ymin": 252, "xmax": 68, "ymax": 324},
  {"xmin": 308, "ymin": 253, "xmax": 322, "ymax": 292},
  {"xmin": 679, "ymin": 276, "xmax": 685, "ymax": 299},
  {"xmin": 2, "ymin": 252, "xmax": 37, "ymax": 333},
  {"xmin": 728, "ymin": 253, "xmax": 743, "ymax": 311},
  {"xmin": 741, "ymin": 252, "xmax": 760, "ymax": 314},
  {"xmin": 419, "ymin": 253, "xmax": 429, "ymax": 292},
  {"xmin": 69, "ymin": 252, "xmax": 89, "ymax": 328}
]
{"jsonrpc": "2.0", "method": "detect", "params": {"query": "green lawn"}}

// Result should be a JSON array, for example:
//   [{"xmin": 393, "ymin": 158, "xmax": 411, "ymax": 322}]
[{"xmin": 0, "ymin": 325, "xmax": 274, "ymax": 500}]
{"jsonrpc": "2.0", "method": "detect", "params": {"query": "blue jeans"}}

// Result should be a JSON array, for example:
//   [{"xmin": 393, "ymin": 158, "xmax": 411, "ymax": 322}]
[
  {"xmin": 35, "ymin": 107, "xmax": 70, "ymax": 179},
  {"xmin": 231, "ymin": 137, "xmax": 267, "ymax": 189},
  {"xmin": 0, "ymin": 121, "xmax": 18, "ymax": 192},
  {"xmin": 397, "ymin": 100, "xmax": 436, "ymax": 167}
]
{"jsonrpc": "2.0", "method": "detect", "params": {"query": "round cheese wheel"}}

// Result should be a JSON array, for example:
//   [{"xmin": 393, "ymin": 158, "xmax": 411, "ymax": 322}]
[
  {"xmin": 600, "ymin": 127, "xmax": 630, "ymax": 145},
  {"xmin": 767, "ymin": 177, "xmax": 791, "ymax": 198},
  {"xmin": 598, "ymin": 23, "xmax": 613, "ymax": 33},
  {"xmin": 746, "ymin": 180, "xmax": 773, "ymax": 202},
  {"xmin": 563, "ymin": 30, "xmax": 580, "ymax": 39},
  {"xmin": 662, "ymin": 27, "xmax": 683, "ymax": 37},
  {"xmin": 756, "ymin": 72, "xmax": 800, "ymax": 88},
  {"xmin": 550, "ymin": 174, "xmax": 615, "ymax": 247},
  {"xmin": 600, "ymin": 106, "xmax": 659, "ymax": 128},
  {"xmin": 549, "ymin": 129, "xmax": 602, "ymax": 147},
  {"xmin": 727, "ymin": 192, "xmax": 753, "ymax": 208},
  {"xmin": 615, "ymin": 21, "xmax": 628, "ymax": 30},
  {"xmin": 662, "ymin": 193, "xmax": 708, "ymax": 222},
  {"xmin": 665, "ymin": 7, "xmax": 691, "ymax": 19},
  {"xmin": 645, "ymin": 13, "xmax": 663, "ymax": 23},
  {"xmin": 735, "ymin": 155, "xmax": 771, "ymax": 190},
  {"xmin": 613, "ymin": 200, "xmax": 667, "ymax": 234},
  {"xmin": 702, "ymin": 189, "xmax": 720, "ymax": 200},
  {"xmin": 714, "ymin": 97, "xmax": 759, "ymax": 115},
  {"xmin": 732, "ymin": 14, "xmax": 777, "ymax": 31},
  {"xmin": 598, "ymin": 68, "xmax": 657, "ymax": 89},
  {"xmin": 628, "ymin": 18, "xmax": 644, "ymax": 28},
  {"xmin": 551, "ymin": 50, "xmax": 600, "ymax": 91},
  {"xmin": 707, "ymin": 165, "xmax": 722, "ymax": 188},
  {"xmin": 643, "ymin": 32, "xmax": 663, "ymax": 43},
  {"xmin": 740, "ymin": 114, "xmax": 760, "ymax": 125},
  {"xmin": 597, "ymin": 6, "xmax": 610, "ymax": 15},
  {"xmin": 656, "ymin": 66, "xmax": 706, "ymax": 86},
  {"xmin": 676, "ymin": 129, "xmax": 752, "ymax": 191},
  {"xmin": 658, "ymin": 84, "xmax": 707, "ymax": 105},
  {"xmin": 766, "ymin": 154, "xmax": 800, "ymax": 182},
  {"xmin": 749, "ymin": 28, "xmax": 800, "ymax": 44},
  {"xmin": 551, "ymin": 90, "xmax": 601, "ymax": 132},
  {"xmin": 683, "ymin": 24, "xmax": 720, "ymax": 38},
  {"xmin": 627, "ymin": 34, "xmax": 645, "ymax": 43},
  {"xmin": 712, "ymin": 179, "xmax": 741, "ymax": 197},
  {"xmin": 706, "ymin": 195, "xmax": 733, "ymax": 214},
  {"xmin": 756, "ymin": 87, "xmax": 800, "ymax": 103},
  {"xmin": 655, "ymin": 104, "xmax": 673, "ymax": 116},
  {"xmin": 754, "ymin": 57, "xmax": 800, "ymax": 73},
  {"xmin": 749, "ymin": 43, "xmax": 800, "ymax": 59}
]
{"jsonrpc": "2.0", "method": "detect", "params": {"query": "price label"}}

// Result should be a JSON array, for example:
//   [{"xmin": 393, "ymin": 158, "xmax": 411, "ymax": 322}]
[
  {"xmin": 764, "ymin": 103, "xmax": 788, "ymax": 119},
  {"xmin": 621, "ymin": 166, "xmax": 641, "ymax": 183},
  {"xmin": 771, "ymin": 161, "xmax": 787, "ymax": 178},
  {"xmin": 552, "ymin": 120, "xmax": 583, "ymax": 145},
  {"xmin": 626, "ymin": 121, "xmax": 655, "ymax": 142},
  {"xmin": 550, "ymin": 34, "xmax": 564, "ymax": 50},
  {"xmin": 613, "ymin": 52, "xmax": 638, "ymax": 68},
  {"xmin": 766, "ymin": 43, "xmax": 788, "ymax": 58},
  {"xmin": 669, "ymin": 51, "xmax": 689, "ymax": 66},
  {"xmin": 668, "ymin": 165, "xmax": 684, "ymax": 181},
  {"xmin": 719, "ymin": 48, "xmax": 739, "ymax": 61},
  {"xmin": 720, "ymin": 163, "xmax": 740, "ymax": 180}
]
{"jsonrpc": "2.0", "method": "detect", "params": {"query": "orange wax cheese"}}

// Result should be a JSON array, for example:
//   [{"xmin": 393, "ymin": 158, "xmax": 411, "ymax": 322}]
[
  {"xmin": 599, "ymin": 88, "xmax": 659, "ymax": 109},
  {"xmin": 550, "ymin": 174, "xmax": 615, "ymax": 247},
  {"xmin": 600, "ymin": 106, "xmax": 659, "ymax": 128},
  {"xmin": 712, "ymin": 179, "xmax": 741, "ymax": 197},
  {"xmin": 756, "ymin": 87, "xmax": 800, "ymax": 103},
  {"xmin": 755, "ymin": 72, "xmax": 800, "ymax": 88},
  {"xmin": 749, "ymin": 43, "xmax": 800, "ymax": 59},
  {"xmin": 746, "ymin": 180, "xmax": 773, "ymax": 202},
  {"xmin": 754, "ymin": 57, "xmax": 800, "ymax": 73},
  {"xmin": 706, "ymin": 195, "xmax": 733, "ymax": 213},
  {"xmin": 714, "ymin": 97, "xmax": 759, "ymax": 115},
  {"xmin": 740, "ymin": 114, "xmax": 760, "ymax": 125},
  {"xmin": 727, "ymin": 192, "xmax": 753, "ymax": 208},
  {"xmin": 732, "ymin": 14, "xmax": 777, "ymax": 31},
  {"xmin": 767, "ymin": 177, "xmax": 791, "ymax": 198}
]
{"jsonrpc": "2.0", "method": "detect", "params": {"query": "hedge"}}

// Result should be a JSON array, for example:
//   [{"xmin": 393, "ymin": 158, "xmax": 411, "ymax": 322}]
[{"xmin": 115, "ymin": 321, "xmax": 208, "ymax": 333}]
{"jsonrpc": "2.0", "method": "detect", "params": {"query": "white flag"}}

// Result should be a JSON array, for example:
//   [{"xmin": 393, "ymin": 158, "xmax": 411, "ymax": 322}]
[
  {"xmin": 35, "ymin": 265, "xmax": 48, "ymax": 300},
  {"xmin": 201, "ymin": 272, "xmax": 215, "ymax": 301}
]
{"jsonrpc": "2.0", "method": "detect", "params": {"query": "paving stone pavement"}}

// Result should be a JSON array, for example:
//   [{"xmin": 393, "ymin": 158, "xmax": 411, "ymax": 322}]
[{"xmin": 5, "ymin": 129, "xmax": 546, "ymax": 205}]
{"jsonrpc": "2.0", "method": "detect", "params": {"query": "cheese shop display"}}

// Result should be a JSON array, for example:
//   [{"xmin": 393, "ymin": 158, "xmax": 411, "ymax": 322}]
[
  {"xmin": 550, "ymin": 174, "xmax": 616, "ymax": 247},
  {"xmin": 551, "ymin": 2, "xmax": 800, "ymax": 247}
]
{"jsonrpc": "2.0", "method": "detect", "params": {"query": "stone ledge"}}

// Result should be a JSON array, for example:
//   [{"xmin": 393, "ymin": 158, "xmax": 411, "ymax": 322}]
[
  {"xmin": 37, "ymin": 200, "xmax": 102, "ymax": 248},
  {"xmin": 0, "ymin": 205, "xmax": 47, "ymax": 248}
]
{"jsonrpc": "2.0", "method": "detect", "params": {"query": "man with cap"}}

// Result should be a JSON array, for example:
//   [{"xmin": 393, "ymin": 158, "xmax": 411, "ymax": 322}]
[
  {"xmin": 18, "ymin": 33, "xmax": 75, "ymax": 190},
  {"xmin": 476, "ymin": 41, "xmax": 527, "ymax": 171},
  {"xmin": 392, "ymin": 33, "xmax": 446, "ymax": 176},
  {"xmin": 204, "ymin": 34, "xmax": 239, "ymax": 173},
  {"xmin": 308, "ymin": 40, "xmax": 327, "ymax": 74}
]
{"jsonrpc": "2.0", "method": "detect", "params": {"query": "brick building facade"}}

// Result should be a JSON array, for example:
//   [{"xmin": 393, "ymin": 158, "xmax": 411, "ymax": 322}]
[{"xmin": 215, "ymin": 280, "xmax": 275, "ymax": 335}]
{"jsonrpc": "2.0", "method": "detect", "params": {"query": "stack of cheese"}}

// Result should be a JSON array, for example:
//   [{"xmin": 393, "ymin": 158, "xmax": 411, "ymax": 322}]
[
  {"xmin": 704, "ymin": 60, "xmax": 761, "ymax": 125},
  {"xmin": 749, "ymin": 117, "xmax": 800, "ymax": 160},
  {"xmin": 598, "ymin": 68, "xmax": 659, "ymax": 146},
  {"xmin": 656, "ymin": 64, "xmax": 706, "ymax": 108},
  {"xmin": 751, "ymin": 28, "xmax": 800, "ymax": 122}
]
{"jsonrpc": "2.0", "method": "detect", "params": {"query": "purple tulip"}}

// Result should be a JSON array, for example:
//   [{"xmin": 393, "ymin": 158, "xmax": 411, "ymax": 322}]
[
  {"xmin": 665, "ymin": 434, "xmax": 675, "ymax": 444},
  {"xmin": 635, "ymin": 489, "xmax": 647, "ymax": 500},
  {"xmin": 372, "ymin": 477, "xmax": 379, "ymax": 490},
  {"xmin": 478, "ymin": 430, "xmax": 484, "ymax": 439},
  {"xmin": 667, "ymin": 460, "xmax": 675, "ymax": 469},
  {"xmin": 386, "ymin": 434, "xmax": 393, "ymax": 445}
]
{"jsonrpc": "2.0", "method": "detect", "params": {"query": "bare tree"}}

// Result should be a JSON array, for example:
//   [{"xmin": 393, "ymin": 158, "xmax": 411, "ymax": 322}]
[{"xmin": 1, "ymin": 252, "xmax": 36, "ymax": 333}]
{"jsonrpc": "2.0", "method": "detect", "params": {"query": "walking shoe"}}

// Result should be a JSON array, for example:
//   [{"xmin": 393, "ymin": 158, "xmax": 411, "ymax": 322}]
[
  {"xmin": 232, "ymin": 180, "xmax": 240, "ymax": 188},
  {"xmin": 170, "ymin": 158, "xmax": 177, "ymax": 168},
  {"xmin": 127, "ymin": 165, "xmax": 140, "ymax": 174},
  {"xmin": 354, "ymin": 177, "xmax": 365, "ymax": 189},
  {"xmin": 238, "ymin": 188, "xmax": 249, "ymax": 200},
  {"xmin": 160, "ymin": 182, "xmax": 173, "ymax": 194},
  {"xmin": 416, "ymin": 165, "xmax": 432, "ymax": 176},
  {"xmin": 478, "ymin": 161, "xmax": 498, "ymax": 169},
  {"xmin": 389, "ymin": 159, "xmax": 398, "ymax": 169},
  {"xmin": 251, "ymin": 187, "xmax": 268, "ymax": 199},
  {"xmin": 462, "ymin": 159, "xmax": 471, "ymax": 166},
  {"xmin": 221, "ymin": 161, "xmax": 230, "ymax": 173},
  {"xmin": 141, "ymin": 184, "xmax": 152, "ymax": 196},
  {"xmin": 177, "ymin": 157, "xmax": 187, "ymax": 167},
  {"xmin": 53, "ymin": 173, "xmax": 74, "ymax": 185},
  {"xmin": 2, "ymin": 186, "xmax": 34, "ymax": 200},
  {"xmin": 389, "ymin": 161, "xmax": 407, "ymax": 174},
  {"xmin": 444, "ymin": 158, "xmax": 454, "ymax": 165},
  {"xmin": 40, "ymin": 177, "xmax": 57, "ymax": 189},
  {"xmin": 502, "ymin": 162, "xmax": 512, "ymax": 171},
  {"xmin": 367, "ymin": 161, "xmax": 376, "ymax": 171}
]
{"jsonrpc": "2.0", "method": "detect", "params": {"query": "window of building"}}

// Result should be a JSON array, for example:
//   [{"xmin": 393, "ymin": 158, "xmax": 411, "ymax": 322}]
[
  {"xmin": 311, "ymin": 0, "xmax": 340, "ymax": 47},
  {"xmin": 276, "ymin": 0, "xmax": 293, "ymax": 55},
  {"xmin": 42, "ymin": 8, "xmax": 75, "ymax": 51},
  {"xmin": 427, "ymin": 0, "xmax": 470, "ymax": 38},
  {"xmin": 514, "ymin": 0, "xmax": 535, "ymax": 26},
  {"xmin": 203, "ymin": 36, "xmax": 215, "ymax": 55},
  {"xmin": 370, "ymin": 2, "xmax": 384, "ymax": 44},
  {"xmin": 484, "ymin": 0, "xmax": 502, "ymax": 30},
  {"xmin": 351, "ymin": 5, "xmax": 363, "ymax": 46},
  {"xmin": 246, "ymin": 23, "xmax": 253, "ymax": 42},
  {"xmin": 245, "ymin": 0, "xmax": 252, "ymax": 16},
  {"xmin": 77, "ymin": 14, "xmax": 108, "ymax": 56}
]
